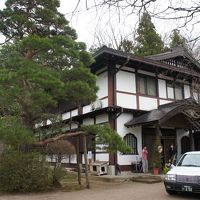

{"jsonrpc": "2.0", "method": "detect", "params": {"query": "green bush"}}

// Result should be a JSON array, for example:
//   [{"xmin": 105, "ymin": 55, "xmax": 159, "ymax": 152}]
[
  {"xmin": 0, "ymin": 151, "xmax": 52, "ymax": 192},
  {"xmin": 52, "ymin": 167, "xmax": 66, "ymax": 186}
]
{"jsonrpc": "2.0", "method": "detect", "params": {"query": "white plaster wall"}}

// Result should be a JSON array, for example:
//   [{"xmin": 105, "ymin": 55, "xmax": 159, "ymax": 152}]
[
  {"xmin": 184, "ymin": 85, "xmax": 191, "ymax": 99},
  {"xmin": 81, "ymin": 153, "xmax": 109, "ymax": 163},
  {"xmin": 82, "ymin": 105, "xmax": 91, "ymax": 114},
  {"xmin": 69, "ymin": 154, "xmax": 77, "ymax": 164},
  {"xmin": 62, "ymin": 112, "xmax": 70, "ymax": 120},
  {"xmin": 61, "ymin": 155, "xmax": 70, "ymax": 163},
  {"xmin": 116, "ymin": 113, "xmax": 142, "ymax": 165},
  {"xmin": 116, "ymin": 71, "xmax": 136, "ymax": 93},
  {"xmin": 101, "ymin": 98, "xmax": 108, "ymax": 108},
  {"xmin": 158, "ymin": 79, "xmax": 167, "ymax": 98},
  {"xmin": 95, "ymin": 153, "xmax": 109, "ymax": 162},
  {"xmin": 96, "ymin": 114, "xmax": 109, "ymax": 124},
  {"xmin": 96, "ymin": 71, "xmax": 108, "ymax": 99},
  {"xmin": 159, "ymin": 99, "xmax": 173, "ymax": 105},
  {"xmin": 117, "ymin": 93, "xmax": 137, "ymax": 109},
  {"xmin": 47, "ymin": 155, "xmax": 77, "ymax": 164},
  {"xmin": 71, "ymin": 123, "xmax": 78, "ymax": 130},
  {"xmin": 71, "ymin": 109, "xmax": 78, "ymax": 117},
  {"xmin": 62, "ymin": 155, "xmax": 78, "ymax": 164},
  {"xmin": 176, "ymin": 129, "xmax": 189, "ymax": 159},
  {"xmin": 139, "ymin": 96, "xmax": 158, "ymax": 110},
  {"xmin": 83, "ymin": 118, "xmax": 94, "ymax": 125},
  {"xmin": 116, "ymin": 113, "xmax": 134, "ymax": 138}
]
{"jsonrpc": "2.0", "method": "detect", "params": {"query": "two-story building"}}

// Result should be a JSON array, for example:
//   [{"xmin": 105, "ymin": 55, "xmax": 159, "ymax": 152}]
[{"xmin": 58, "ymin": 45, "xmax": 200, "ymax": 172}]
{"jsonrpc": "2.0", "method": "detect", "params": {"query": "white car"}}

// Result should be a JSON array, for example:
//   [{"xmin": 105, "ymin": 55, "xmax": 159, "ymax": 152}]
[{"xmin": 164, "ymin": 151, "xmax": 200, "ymax": 195}]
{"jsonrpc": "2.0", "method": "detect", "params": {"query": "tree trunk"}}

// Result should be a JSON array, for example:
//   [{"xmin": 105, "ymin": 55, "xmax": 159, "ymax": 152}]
[{"xmin": 83, "ymin": 135, "xmax": 90, "ymax": 189}]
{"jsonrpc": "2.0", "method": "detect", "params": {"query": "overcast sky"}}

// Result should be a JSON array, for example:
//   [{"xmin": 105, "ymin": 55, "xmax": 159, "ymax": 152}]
[
  {"xmin": 0, "ymin": 0, "xmax": 199, "ymax": 49},
  {"xmin": 58, "ymin": 0, "xmax": 200, "ymax": 49}
]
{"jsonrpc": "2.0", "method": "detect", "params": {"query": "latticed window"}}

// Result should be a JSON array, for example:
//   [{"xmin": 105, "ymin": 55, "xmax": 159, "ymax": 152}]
[
  {"xmin": 123, "ymin": 133, "xmax": 138, "ymax": 154},
  {"xmin": 181, "ymin": 136, "xmax": 190, "ymax": 154}
]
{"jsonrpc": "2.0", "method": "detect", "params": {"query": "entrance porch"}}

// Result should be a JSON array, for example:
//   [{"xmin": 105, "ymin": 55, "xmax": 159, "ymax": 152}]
[{"xmin": 125, "ymin": 98, "xmax": 200, "ymax": 166}]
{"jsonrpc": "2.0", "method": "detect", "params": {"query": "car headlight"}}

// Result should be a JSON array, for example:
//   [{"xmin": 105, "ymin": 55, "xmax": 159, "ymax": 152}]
[{"xmin": 165, "ymin": 174, "xmax": 176, "ymax": 182}]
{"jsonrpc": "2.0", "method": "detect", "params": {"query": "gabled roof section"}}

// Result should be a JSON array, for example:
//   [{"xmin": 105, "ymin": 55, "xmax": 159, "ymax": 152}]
[
  {"xmin": 146, "ymin": 45, "xmax": 200, "ymax": 70},
  {"xmin": 91, "ymin": 46, "xmax": 200, "ymax": 78}
]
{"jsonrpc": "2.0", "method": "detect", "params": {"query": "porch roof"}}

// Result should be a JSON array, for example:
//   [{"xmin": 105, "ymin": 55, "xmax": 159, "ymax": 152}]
[{"xmin": 125, "ymin": 98, "xmax": 200, "ymax": 130}]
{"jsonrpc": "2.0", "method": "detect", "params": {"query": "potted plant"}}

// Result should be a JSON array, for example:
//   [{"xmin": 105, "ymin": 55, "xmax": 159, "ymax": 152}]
[{"xmin": 152, "ymin": 136, "xmax": 163, "ymax": 175}]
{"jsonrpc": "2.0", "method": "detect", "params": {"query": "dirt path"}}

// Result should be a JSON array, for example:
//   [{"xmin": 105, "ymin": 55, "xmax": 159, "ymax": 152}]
[{"xmin": 0, "ymin": 181, "xmax": 199, "ymax": 200}]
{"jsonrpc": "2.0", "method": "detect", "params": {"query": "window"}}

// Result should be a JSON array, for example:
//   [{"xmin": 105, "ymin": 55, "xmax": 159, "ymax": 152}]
[
  {"xmin": 123, "ymin": 133, "xmax": 138, "ymax": 154},
  {"xmin": 138, "ymin": 75, "xmax": 157, "ymax": 96},
  {"xmin": 167, "ymin": 83, "xmax": 174, "ymax": 99},
  {"xmin": 167, "ymin": 82, "xmax": 184, "ymax": 100},
  {"xmin": 175, "ymin": 85, "xmax": 183, "ymax": 100},
  {"xmin": 181, "ymin": 136, "xmax": 190, "ymax": 154}
]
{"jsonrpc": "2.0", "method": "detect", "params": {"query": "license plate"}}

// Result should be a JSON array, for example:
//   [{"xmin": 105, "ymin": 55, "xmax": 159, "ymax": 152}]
[{"xmin": 182, "ymin": 185, "xmax": 192, "ymax": 192}]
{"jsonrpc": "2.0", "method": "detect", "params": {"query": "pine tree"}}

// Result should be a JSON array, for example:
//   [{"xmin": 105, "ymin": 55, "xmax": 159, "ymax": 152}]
[
  {"xmin": 169, "ymin": 30, "xmax": 188, "ymax": 49},
  {"xmin": 134, "ymin": 13, "xmax": 164, "ymax": 56},
  {"xmin": 118, "ymin": 38, "xmax": 135, "ymax": 53},
  {"xmin": 0, "ymin": 0, "xmax": 98, "ymax": 140}
]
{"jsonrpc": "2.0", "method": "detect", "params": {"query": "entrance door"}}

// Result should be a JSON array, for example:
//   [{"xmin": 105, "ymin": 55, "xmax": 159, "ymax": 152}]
[
  {"xmin": 161, "ymin": 129, "xmax": 176, "ymax": 163},
  {"xmin": 142, "ymin": 127, "xmax": 157, "ymax": 169},
  {"xmin": 142, "ymin": 127, "xmax": 176, "ymax": 166}
]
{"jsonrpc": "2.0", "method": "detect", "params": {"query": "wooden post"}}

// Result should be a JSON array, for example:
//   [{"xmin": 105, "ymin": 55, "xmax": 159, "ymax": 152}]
[
  {"xmin": 83, "ymin": 134, "xmax": 90, "ymax": 189},
  {"xmin": 156, "ymin": 124, "xmax": 162, "ymax": 137},
  {"xmin": 76, "ymin": 136, "xmax": 81, "ymax": 185}
]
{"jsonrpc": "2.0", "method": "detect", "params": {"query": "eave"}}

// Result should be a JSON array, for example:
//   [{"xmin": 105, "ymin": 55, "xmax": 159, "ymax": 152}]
[{"xmin": 91, "ymin": 46, "xmax": 200, "ymax": 79}]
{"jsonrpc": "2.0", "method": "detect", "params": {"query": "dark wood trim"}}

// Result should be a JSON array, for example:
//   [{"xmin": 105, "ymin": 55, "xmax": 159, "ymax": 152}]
[
  {"xmin": 95, "ymin": 151, "xmax": 108, "ymax": 154},
  {"xmin": 114, "ymin": 66, "xmax": 117, "ymax": 106},
  {"xmin": 78, "ymin": 105, "xmax": 83, "ymax": 115},
  {"xmin": 108, "ymin": 65, "xmax": 115, "ymax": 107},
  {"xmin": 159, "ymin": 97, "xmax": 174, "ymax": 101},
  {"xmin": 117, "ymin": 68, "xmax": 135, "ymax": 74},
  {"xmin": 156, "ymin": 73, "xmax": 160, "ymax": 107},
  {"xmin": 116, "ymin": 90, "xmax": 136, "ymax": 96},
  {"xmin": 96, "ymin": 69, "xmax": 107, "ymax": 76},
  {"xmin": 99, "ymin": 96, "xmax": 108, "ymax": 100},
  {"xmin": 69, "ymin": 111, "xmax": 72, "ymax": 130},
  {"xmin": 135, "ymin": 69, "xmax": 140, "ymax": 110},
  {"xmin": 138, "ymin": 94, "xmax": 158, "ymax": 100}
]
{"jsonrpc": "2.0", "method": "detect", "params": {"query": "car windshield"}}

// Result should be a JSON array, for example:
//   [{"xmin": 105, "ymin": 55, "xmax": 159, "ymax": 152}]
[{"xmin": 177, "ymin": 154, "xmax": 200, "ymax": 167}]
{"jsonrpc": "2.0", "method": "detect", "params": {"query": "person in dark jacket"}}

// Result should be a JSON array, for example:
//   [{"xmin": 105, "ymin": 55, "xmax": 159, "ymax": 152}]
[{"xmin": 168, "ymin": 144, "xmax": 176, "ymax": 163}]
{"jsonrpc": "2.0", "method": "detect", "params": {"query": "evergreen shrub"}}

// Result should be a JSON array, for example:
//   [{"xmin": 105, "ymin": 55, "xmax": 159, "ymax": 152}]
[{"xmin": 0, "ymin": 151, "xmax": 52, "ymax": 192}]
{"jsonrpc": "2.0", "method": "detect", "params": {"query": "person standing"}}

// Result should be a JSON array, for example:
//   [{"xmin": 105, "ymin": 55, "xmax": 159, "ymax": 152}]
[
  {"xmin": 168, "ymin": 144, "xmax": 176, "ymax": 163},
  {"xmin": 142, "ymin": 146, "xmax": 148, "ymax": 173}
]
